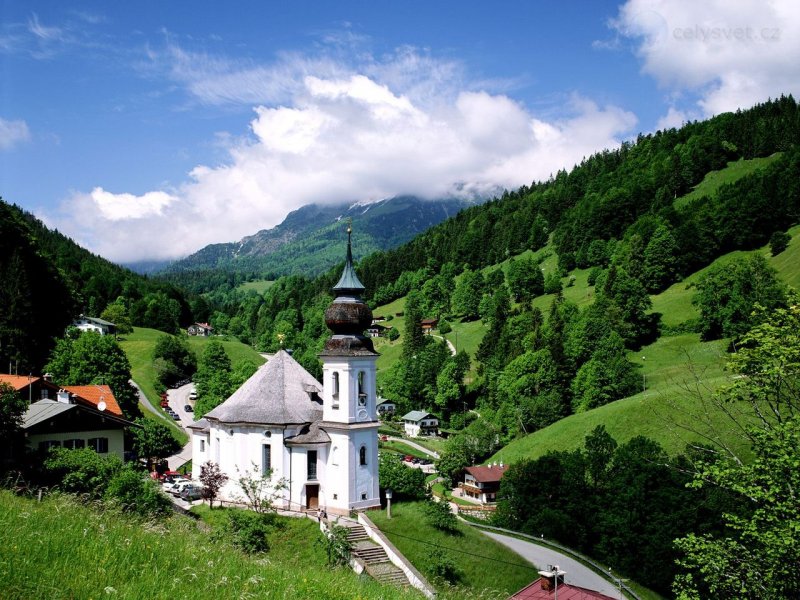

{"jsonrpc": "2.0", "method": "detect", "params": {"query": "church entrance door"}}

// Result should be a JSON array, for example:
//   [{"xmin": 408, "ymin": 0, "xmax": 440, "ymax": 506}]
[{"xmin": 306, "ymin": 484, "xmax": 319, "ymax": 509}]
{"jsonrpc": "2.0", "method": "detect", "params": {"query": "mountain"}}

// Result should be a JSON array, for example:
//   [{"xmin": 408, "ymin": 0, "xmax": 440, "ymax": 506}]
[{"xmin": 161, "ymin": 196, "xmax": 479, "ymax": 279}]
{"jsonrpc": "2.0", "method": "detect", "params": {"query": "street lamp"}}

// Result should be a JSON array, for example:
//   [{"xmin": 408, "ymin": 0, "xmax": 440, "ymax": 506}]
[
  {"xmin": 641, "ymin": 356, "xmax": 646, "ymax": 392},
  {"xmin": 385, "ymin": 488, "xmax": 393, "ymax": 519}
]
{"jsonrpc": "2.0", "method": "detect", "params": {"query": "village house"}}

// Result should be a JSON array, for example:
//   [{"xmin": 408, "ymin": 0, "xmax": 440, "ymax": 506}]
[
  {"xmin": 461, "ymin": 463, "xmax": 508, "ymax": 504},
  {"xmin": 376, "ymin": 398, "xmax": 396, "ymax": 415},
  {"xmin": 187, "ymin": 322, "xmax": 214, "ymax": 336},
  {"xmin": 510, "ymin": 567, "xmax": 617, "ymax": 599},
  {"xmin": 401, "ymin": 410, "xmax": 439, "ymax": 437},
  {"xmin": 420, "ymin": 318, "xmax": 438, "ymax": 334},
  {"xmin": 190, "ymin": 228, "xmax": 381, "ymax": 515},
  {"xmin": 73, "ymin": 315, "xmax": 116, "ymax": 336}
]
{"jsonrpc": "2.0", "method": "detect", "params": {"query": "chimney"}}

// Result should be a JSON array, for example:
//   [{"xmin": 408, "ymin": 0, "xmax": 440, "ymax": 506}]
[
  {"xmin": 57, "ymin": 390, "xmax": 72, "ymax": 404},
  {"xmin": 43, "ymin": 373, "xmax": 53, "ymax": 382},
  {"xmin": 538, "ymin": 567, "xmax": 565, "ymax": 590}
]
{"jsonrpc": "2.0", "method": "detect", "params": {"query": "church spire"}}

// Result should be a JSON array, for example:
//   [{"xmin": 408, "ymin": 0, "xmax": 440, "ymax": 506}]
[
  {"xmin": 332, "ymin": 219, "xmax": 365, "ymax": 295},
  {"xmin": 321, "ymin": 221, "xmax": 376, "ymax": 356}
]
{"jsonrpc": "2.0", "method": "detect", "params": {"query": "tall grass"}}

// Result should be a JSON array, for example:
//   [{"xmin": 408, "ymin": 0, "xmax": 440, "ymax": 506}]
[{"xmin": 0, "ymin": 490, "xmax": 420, "ymax": 600}]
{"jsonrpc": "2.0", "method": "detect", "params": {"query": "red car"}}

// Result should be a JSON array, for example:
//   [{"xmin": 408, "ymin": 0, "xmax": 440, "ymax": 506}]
[{"xmin": 158, "ymin": 470, "xmax": 182, "ymax": 483}]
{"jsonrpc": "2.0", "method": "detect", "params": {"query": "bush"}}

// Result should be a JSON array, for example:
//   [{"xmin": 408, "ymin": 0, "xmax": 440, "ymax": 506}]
[
  {"xmin": 223, "ymin": 510, "xmax": 278, "ymax": 554},
  {"xmin": 386, "ymin": 328, "xmax": 400, "ymax": 342},
  {"xmin": 438, "ymin": 320, "xmax": 452, "ymax": 334},
  {"xmin": 770, "ymin": 231, "xmax": 791, "ymax": 256},
  {"xmin": 105, "ymin": 466, "xmax": 173, "ymax": 518},
  {"xmin": 42, "ymin": 447, "xmax": 123, "ymax": 498},
  {"xmin": 587, "ymin": 267, "xmax": 604, "ymax": 286},
  {"xmin": 426, "ymin": 548, "xmax": 460, "ymax": 583},
  {"xmin": 423, "ymin": 499, "xmax": 459, "ymax": 533}
]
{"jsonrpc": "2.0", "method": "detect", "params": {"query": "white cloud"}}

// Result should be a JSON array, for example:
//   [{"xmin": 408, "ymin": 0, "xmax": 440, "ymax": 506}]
[
  {"xmin": 613, "ymin": 0, "xmax": 800, "ymax": 116},
  {"xmin": 54, "ymin": 48, "xmax": 637, "ymax": 264},
  {"xmin": 0, "ymin": 117, "xmax": 30, "ymax": 150}
]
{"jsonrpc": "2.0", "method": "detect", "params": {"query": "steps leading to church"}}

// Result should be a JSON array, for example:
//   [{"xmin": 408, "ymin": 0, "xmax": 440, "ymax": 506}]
[{"xmin": 344, "ymin": 524, "xmax": 411, "ymax": 589}]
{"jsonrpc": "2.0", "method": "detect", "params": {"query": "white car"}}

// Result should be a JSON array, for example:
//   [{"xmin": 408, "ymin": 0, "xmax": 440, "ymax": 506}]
[
  {"xmin": 171, "ymin": 480, "xmax": 196, "ymax": 497},
  {"xmin": 189, "ymin": 390, "xmax": 198, "ymax": 400},
  {"xmin": 162, "ymin": 477, "xmax": 189, "ymax": 493}
]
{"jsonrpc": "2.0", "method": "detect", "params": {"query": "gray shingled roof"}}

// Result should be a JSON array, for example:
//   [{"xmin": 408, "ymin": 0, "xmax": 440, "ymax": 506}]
[
  {"xmin": 187, "ymin": 418, "xmax": 210, "ymax": 433},
  {"xmin": 402, "ymin": 410, "xmax": 435, "ymax": 422},
  {"xmin": 23, "ymin": 400, "xmax": 76, "ymax": 428},
  {"xmin": 285, "ymin": 421, "xmax": 331, "ymax": 445},
  {"xmin": 204, "ymin": 350, "xmax": 323, "ymax": 425}
]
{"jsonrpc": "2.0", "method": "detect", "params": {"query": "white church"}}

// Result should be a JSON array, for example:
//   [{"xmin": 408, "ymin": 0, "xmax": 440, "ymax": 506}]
[{"xmin": 189, "ymin": 227, "xmax": 381, "ymax": 515}]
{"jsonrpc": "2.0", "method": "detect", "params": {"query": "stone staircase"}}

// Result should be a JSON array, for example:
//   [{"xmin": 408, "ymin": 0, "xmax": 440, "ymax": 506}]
[{"xmin": 345, "ymin": 524, "xmax": 410, "ymax": 588}]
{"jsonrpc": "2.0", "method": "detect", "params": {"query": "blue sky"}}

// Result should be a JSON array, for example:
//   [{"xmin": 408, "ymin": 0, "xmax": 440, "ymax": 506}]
[{"xmin": 1, "ymin": 1, "xmax": 798, "ymax": 263}]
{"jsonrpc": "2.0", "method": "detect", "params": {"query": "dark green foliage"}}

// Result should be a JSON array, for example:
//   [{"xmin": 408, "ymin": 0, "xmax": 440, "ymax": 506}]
[
  {"xmin": 506, "ymin": 256, "xmax": 545, "ymax": 303},
  {"xmin": 0, "ymin": 202, "xmax": 76, "ymax": 372},
  {"xmin": 543, "ymin": 271, "xmax": 562, "ymax": 295},
  {"xmin": 769, "ymin": 230, "xmax": 791, "ymax": 256},
  {"xmin": 402, "ymin": 291, "xmax": 426, "ymax": 359},
  {"xmin": 386, "ymin": 327, "xmax": 400, "ymax": 341},
  {"xmin": 642, "ymin": 223, "xmax": 679, "ymax": 292},
  {"xmin": 426, "ymin": 548, "xmax": 461, "ymax": 583},
  {"xmin": 423, "ymin": 499, "xmax": 459, "ymax": 533},
  {"xmin": 495, "ymin": 427, "xmax": 731, "ymax": 595},
  {"xmin": 436, "ymin": 419, "xmax": 501, "ymax": 485},
  {"xmin": 104, "ymin": 466, "xmax": 173, "ymax": 518},
  {"xmin": 692, "ymin": 254, "xmax": 787, "ymax": 341},
  {"xmin": 223, "ymin": 510, "xmax": 279, "ymax": 554},
  {"xmin": 152, "ymin": 334, "xmax": 196, "ymax": 387},
  {"xmin": 571, "ymin": 332, "xmax": 640, "ymax": 412},
  {"xmin": 451, "ymin": 268, "xmax": 484, "ymax": 320},
  {"xmin": 379, "ymin": 453, "xmax": 427, "ymax": 500},
  {"xmin": 131, "ymin": 418, "xmax": 182, "ymax": 468},
  {"xmin": 0, "ymin": 382, "xmax": 26, "ymax": 441},
  {"xmin": 42, "ymin": 447, "xmax": 123, "ymax": 498},
  {"xmin": 438, "ymin": 320, "xmax": 452, "ymax": 334},
  {"xmin": 45, "ymin": 329, "xmax": 139, "ymax": 417}
]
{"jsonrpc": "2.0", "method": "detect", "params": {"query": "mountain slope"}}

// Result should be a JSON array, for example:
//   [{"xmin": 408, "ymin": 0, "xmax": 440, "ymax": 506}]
[{"xmin": 162, "ymin": 196, "xmax": 477, "ymax": 280}]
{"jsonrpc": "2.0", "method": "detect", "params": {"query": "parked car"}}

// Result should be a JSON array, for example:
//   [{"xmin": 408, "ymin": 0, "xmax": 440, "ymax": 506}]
[
  {"xmin": 189, "ymin": 391, "xmax": 198, "ymax": 400},
  {"xmin": 180, "ymin": 483, "xmax": 204, "ymax": 501},
  {"xmin": 403, "ymin": 455, "xmax": 414, "ymax": 462},
  {"xmin": 163, "ymin": 477, "xmax": 189, "ymax": 492},
  {"xmin": 159, "ymin": 471, "xmax": 182, "ymax": 483},
  {"xmin": 172, "ymin": 413, "xmax": 181, "ymax": 421},
  {"xmin": 171, "ymin": 480, "xmax": 194, "ymax": 497},
  {"xmin": 184, "ymin": 404, "xmax": 193, "ymax": 412}
]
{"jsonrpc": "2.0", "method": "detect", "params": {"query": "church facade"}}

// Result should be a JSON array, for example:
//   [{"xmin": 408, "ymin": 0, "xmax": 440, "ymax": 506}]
[{"xmin": 190, "ymin": 227, "xmax": 381, "ymax": 515}]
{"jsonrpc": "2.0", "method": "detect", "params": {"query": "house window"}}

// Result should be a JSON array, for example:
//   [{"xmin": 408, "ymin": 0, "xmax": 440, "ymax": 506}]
[
  {"xmin": 307, "ymin": 450, "xmax": 317, "ymax": 480},
  {"xmin": 357, "ymin": 371, "xmax": 366, "ymax": 403},
  {"xmin": 200, "ymin": 439, "xmax": 205, "ymax": 452},
  {"xmin": 331, "ymin": 446, "xmax": 339, "ymax": 466},
  {"xmin": 38, "ymin": 440, "xmax": 61, "ymax": 452},
  {"xmin": 332, "ymin": 372, "xmax": 339, "ymax": 408},
  {"xmin": 262, "ymin": 444, "xmax": 272, "ymax": 476},
  {"xmin": 359, "ymin": 445, "xmax": 367, "ymax": 466},
  {"xmin": 63, "ymin": 439, "xmax": 85, "ymax": 450},
  {"xmin": 88, "ymin": 437, "xmax": 108, "ymax": 453},
  {"xmin": 361, "ymin": 492, "xmax": 367, "ymax": 501}
]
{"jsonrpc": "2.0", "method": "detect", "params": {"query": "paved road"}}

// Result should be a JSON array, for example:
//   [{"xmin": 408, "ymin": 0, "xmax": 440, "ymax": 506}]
[
  {"xmin": 386, "ymin": 436, "xmax": 440, "ymax": 459},
  {"xmin": 479, "ymin": 530, "xmax": 621, "ymax": 598},
  {"xmin": 166, "ymin": 383, "xmax": 195, "ymax": 470},
  {"xmin": 131, "ymin": 379, "xmax": 171, "ymax": 423},
  {"xmin": 430, "ymin": 334, "xmax": 456, "ymax": 356}
]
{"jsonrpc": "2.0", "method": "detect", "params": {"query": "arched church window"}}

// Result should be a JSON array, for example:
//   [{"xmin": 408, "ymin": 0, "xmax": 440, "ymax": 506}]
[
  {"xmin": 332, "ymin": 372, "xmax": 339, "ymax": 408},
  {"xmin": 359, "ymin": 445, "xmax": 367, "ymax": 466},
  {"xmin": 358, "ymin": 371, "xmax": 366, "ymax": 406}
]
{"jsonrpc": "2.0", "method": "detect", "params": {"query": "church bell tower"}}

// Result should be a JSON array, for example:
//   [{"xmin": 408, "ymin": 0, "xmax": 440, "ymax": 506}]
[{"xmin": 320, "ymin": 223, "xmax": 381, "ymax": 513}]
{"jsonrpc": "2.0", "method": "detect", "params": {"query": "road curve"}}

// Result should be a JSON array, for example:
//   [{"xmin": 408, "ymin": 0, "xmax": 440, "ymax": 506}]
[{"xmin": 478, "ymin": 530, "xmax": 622, "ymax": 598}]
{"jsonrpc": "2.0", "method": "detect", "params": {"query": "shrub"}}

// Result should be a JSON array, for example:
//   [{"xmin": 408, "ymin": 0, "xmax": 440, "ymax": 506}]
[
  {"xmin": 426, "ymin": 548, "xmax": 460, "ymax": 583},
  {"xmin": 42, "ymin": 447, "xmax": 123, "ymax": 498},
  {"xmin": 770, "ymin": 230, "xmax": 791, "ymax": 256},
  {"xmin": 386, "ymin": 328, "xmax": 400, "ymax": 341},
  {"xmin": 423, "ymin": 499, "xmax": 459, "ymax": 533},
  {"xmin": 105, "ymin": 466, "xmax": 173, "ymax": 518},
  {"xmin": 223, "ymin": 510, "xmax": 277, "ymax": 554},
  {"xmin": 438, "ymin": 320, "xmax": 452, "ymax": 334}
]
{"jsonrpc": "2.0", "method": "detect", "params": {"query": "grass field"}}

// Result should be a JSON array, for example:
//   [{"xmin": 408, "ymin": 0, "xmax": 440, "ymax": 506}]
[
  {"xmin": 369, "ymin": 501, "xmax": 535, "ymax": 596},
  {"xmin": 237, "ymin": 279, "xmax": 276, "ymax": 294},
  {"xmin": 379, "ymin": 440, "xmax": 430, "ymax": 459},
  {"xmin": 674, "ymin": 153, "xmax": 783, "ymax": 209},
  {"xmin": 0, "ymin": 491, "xmax": 421, "ymax": 600}
]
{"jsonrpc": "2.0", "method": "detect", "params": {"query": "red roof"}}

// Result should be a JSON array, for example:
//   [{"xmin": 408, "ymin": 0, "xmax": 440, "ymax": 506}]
[
  {"xmin": 465, "ymin": 464, "xmax": 508, "ymax": 483},
  {"xmin": 63, "ymin": 385, "xmax": 123, "ymax": 417},
  {"xmin": 0, "ymin": 374, "xmax": 41, "ymax": 391},
  {"xmin": 511, "ymin": 578, "xmax": 616, "ymax": 600},
  {"xmin": 194, "ymin": 322, "xmax": 213, "ymax": 330}
]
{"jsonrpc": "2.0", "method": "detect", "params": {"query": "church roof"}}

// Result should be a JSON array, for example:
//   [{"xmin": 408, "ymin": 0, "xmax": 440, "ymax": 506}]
[
  {"xmin": 332, "ymin": 224, "xmax": 365, "ymax": 294},
  {"xmin": 204, "ymin": 350, "xmax": 323, "ymax": 426},
  {"xmin": 285, "ymin": 421, "xmax": 331, "ymax": 445}
]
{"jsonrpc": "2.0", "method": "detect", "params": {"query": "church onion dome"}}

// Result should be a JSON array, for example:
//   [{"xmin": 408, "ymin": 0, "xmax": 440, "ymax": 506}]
[{"xmin": 321, "ymin": 224, "xmax": 377, "ymax": 356}]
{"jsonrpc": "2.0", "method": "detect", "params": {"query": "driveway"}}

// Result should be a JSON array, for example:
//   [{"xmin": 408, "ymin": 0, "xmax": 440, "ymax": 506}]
[
  {"xmin": 386, "ymin": 436, "xmax": 440, "ymax": 459},
  {"xmin": 479, "ymin": 530, "xmax": 621, "ymax": 598},
  {"xmin": 166, "ymin": 383, "xmax": 196, "ymax": 470}
]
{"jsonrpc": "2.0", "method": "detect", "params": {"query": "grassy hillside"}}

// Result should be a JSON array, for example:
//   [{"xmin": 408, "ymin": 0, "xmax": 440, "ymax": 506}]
[
  {"xmin": 0, "ymin": 491, "xmax": 421, "ymax": 600},
  {"xmin": 369, "ymin": 501, "xmax": 534, "ymax": 596},
  {"xmin": 237, "ymin": 279, "xmax": 276, "ymax": 294},
  {"xmin": 674, "ymin": 153, "xmax": 783, "ymax": 209},
  {"xmin": 491, "ymin": 225, "xmax": 800, "ymax": 463},
  {"xmin": 119, "ymin": 328, "xmax": 265, "ymax": 442}
]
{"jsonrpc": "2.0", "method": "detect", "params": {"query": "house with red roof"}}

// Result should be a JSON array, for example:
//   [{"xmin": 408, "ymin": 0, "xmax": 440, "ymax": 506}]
[
  {"xmin": 461, "ymin": 463, "xmax": 508, "ymax": 504},
  {"xmin": 510, "ymin": 568, "xmax": 617, "ymax": 600},
  {"xmin": 187, "ymin": 322, "xmax": 214, "ymax": 336}
]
